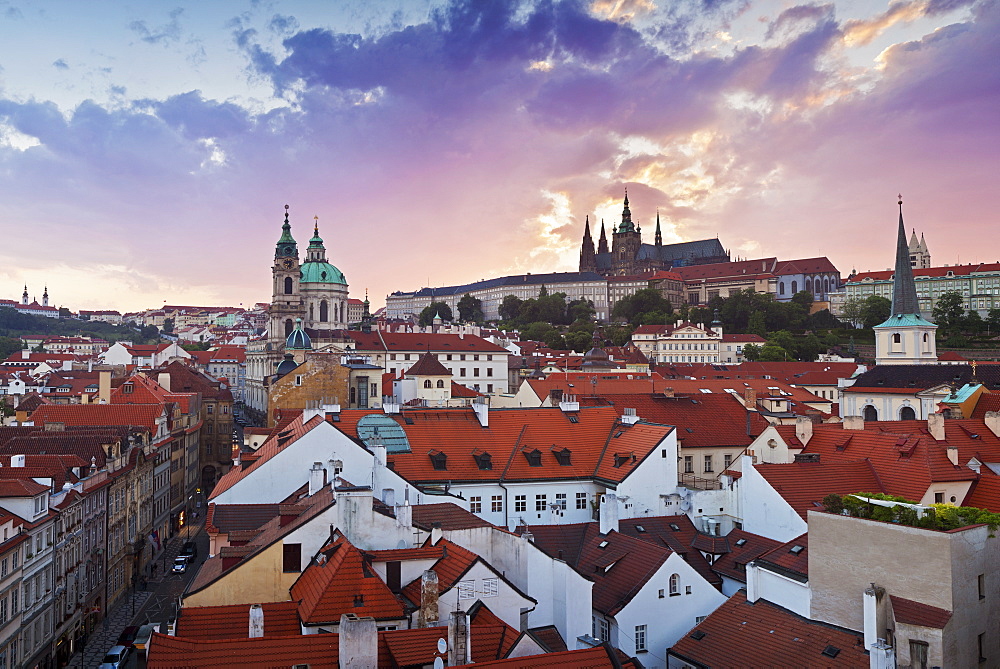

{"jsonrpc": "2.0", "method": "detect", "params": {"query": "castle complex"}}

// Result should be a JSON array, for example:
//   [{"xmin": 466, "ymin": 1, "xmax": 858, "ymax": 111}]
[{"xmin": 579, "ymin": 192, "xmax": 730, "ymax": 276}]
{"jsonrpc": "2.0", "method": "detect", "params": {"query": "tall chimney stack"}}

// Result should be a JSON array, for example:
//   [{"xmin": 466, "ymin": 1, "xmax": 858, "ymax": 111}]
[{"xmin": 417, "ymin": 570, "xmax": 439, "ymax": 628}]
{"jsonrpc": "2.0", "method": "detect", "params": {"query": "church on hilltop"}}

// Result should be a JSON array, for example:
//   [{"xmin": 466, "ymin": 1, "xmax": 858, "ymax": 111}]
[{"xmin": 579, "ymin": 191, "xmax": 730, "ymax": 277}]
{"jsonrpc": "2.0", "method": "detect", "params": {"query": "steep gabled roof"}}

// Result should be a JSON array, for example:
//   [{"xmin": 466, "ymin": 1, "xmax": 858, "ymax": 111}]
[
  {"xmin": 668, "ymin": 591, "xmax": 867, "ymax": 668},
  {"xmin": 618, "ymin": 515, "xmax": 721, "ymax": 588},
  {"xmin": 293, "ymin": 536, "xmax": 406, "ymax": 624},
  {"xmin": 29, "ymin": 403, "xmax": 164, "ymax": 433},
  {"xmin": 755, "ymin": 533, "xmax": 809, "ymax": 582},
  {"xmin": 754, "ymin": 460, "xmax": 886, "ymax": 518},
  {"xmin": 405, "ymin": 351, "xmax": 452, "ymax": 376},
  {"xmin": 710, "ymin": 528, "xmax": 783, "ymax": 584},
  {"xmin": 890, "ymin": 595, "xmax": 953, "ymax": 629},
  {"xmin": 524, "ymin": 523, "xmax": 672, "ymax": 616}
]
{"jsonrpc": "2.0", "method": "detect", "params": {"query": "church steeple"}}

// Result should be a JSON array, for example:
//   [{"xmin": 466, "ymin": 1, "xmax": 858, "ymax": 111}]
[
  {"xmin": 21, "ymin": 285, "xmax": 28, "ymax": 305},
  {"xmin": 42, "ymin": 285, "xmax": 48, "ymax": 307},
  {"xmin": 580, "ymin": 215, "xmax": 597, "ymax": 272},
  {"xmin": 275, "ymin": 204, "xmax": 298, "ymax": 259},
  {"xmin": 618, "ymin": 189, "xmax": 635, "ymax": 233},
  {"xmin": 598, "ymin": 219, "xmax": 609, "ymax": 254},
  {"xmin": 891, "ymin": 196, "xmax": 919, "ymax": 316},
  {"xmin": 655, "ymin": 210, "xmax": 662, "ymax": 247}
]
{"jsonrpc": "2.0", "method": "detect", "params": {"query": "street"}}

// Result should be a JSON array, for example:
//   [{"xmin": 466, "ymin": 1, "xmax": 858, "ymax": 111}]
[{"xmin": 67, "ymin": 517, "xmax": 209, "ymax": 668}]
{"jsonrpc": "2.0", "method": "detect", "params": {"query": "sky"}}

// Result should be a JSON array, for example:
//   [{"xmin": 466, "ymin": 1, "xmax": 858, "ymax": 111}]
[{"xmin": 0, "ymin": 0, "xmax": 997, "ymax": 313}]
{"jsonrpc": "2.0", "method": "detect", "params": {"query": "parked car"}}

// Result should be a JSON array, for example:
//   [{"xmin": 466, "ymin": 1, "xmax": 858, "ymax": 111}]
[
  {"xmin": 99, "ymin": 645, "xmax": 132, "ymax": 669},
  {"xmin": 171, "ymin": 557, "xmax": 188, "ymax": 574},
  {"xmin": 178, "ymin": 541, "xmax": 197, "ymax": 561},
  {"xmin": 117, "ymin": 625, "xmax": 140, "ymax": 647}
]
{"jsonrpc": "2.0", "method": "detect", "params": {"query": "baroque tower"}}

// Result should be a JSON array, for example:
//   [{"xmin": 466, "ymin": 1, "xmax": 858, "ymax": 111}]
[
  {"xmin": 269, "ymin": 205, "xmax": 302, "ymax": 344},
  {"xmin": 611, "ymin": 190, "xmax": 642, "ymax": 275}
]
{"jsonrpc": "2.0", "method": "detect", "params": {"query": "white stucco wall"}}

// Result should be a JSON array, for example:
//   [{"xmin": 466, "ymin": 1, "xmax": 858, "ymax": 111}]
[
  {"xmin": 736, "ymin": 455, "xmax": 807, "ymax": 543},
  {"xmin": 746, "ymin": 562, "xmax": 810, "ymax": 618}
]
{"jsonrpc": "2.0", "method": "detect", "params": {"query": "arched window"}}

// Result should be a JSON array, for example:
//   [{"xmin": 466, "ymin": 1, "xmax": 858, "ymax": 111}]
[
  {"xmin": 284, "ymin": 319, "xmax": 293, "ymax": 338},
  {"xmin": 791, "ymin": 280, "xmax": 798, "ymax": 293},
  {"xmin": 863, "ymin": 405, "xmax": 878, "ymax": 421},
  {"xmin": 284, "ymin": 276, "xmax": 293, "ymax": 295},
  {"xmin": 824, "ymin": 278, "xmax": 830, "ymax": 294},
  {"xmin": 892, "ymin": 333, "xmax": 901, "ymax": 344},
  {"xmin": 805, "ymin": 279, "xmax": 811, "ymax": 294},
  {"xmin": 320, "ymin": 300, "xmax": 328, "ymax": 322},
  {"xmin": 309, "ymin": 304, "xmax": 314, "ymax": 321},
  {"xmin": 669, "ymin": 573, "xmax": 680, "ymax": 596},
  {"xmin": 900, "ymin": 406, "xmax": 916, "ymax": 420},
  {"xmin": 423, "ymin": 380, "xmax": 432, "ymax": 388},
  {"xmin": 436, "ymin": 380, "xmax": 445, "ymax": 388},
  {"xmin": 779, "ymin": 282, "xmax": 785, "ymax": 295}
]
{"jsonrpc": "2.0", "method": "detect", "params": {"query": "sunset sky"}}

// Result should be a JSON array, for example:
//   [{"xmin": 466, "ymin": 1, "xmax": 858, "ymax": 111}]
[{"xmin": 1, "ymin": 0, "xmax": 997, "ymax": 313}]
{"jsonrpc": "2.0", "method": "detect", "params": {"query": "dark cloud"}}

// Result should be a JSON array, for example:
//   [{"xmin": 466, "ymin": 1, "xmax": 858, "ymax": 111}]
[
  {"xmin": 151, "ymin": 91, "xmax": 251, "ymax": 140},
  {"xmin": 924, "ymin": 0, "xmax": 978, "ymax": 16},
  {"xmin": 128, "ymin": 7, "xmax": 184, "ymax": 45},
  {"xmin": 52, "ymin": 58, "xmax": 69, "ymax": 70},
  {"xmin": 765, "ymin": 3, "xmax": 834, "ymax": 39}
]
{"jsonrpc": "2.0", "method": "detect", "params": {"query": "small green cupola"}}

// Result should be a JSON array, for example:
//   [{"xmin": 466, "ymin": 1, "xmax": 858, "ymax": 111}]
[
  {"xmin": 286, "ymin": 318, "xmax": 312, "ymax": 350},
  {"xmin": 275, "ymin": 204, "xmax": 298, "ymax": 259},
  {"xmin": 300, "ymin": 216, "xmax": 347, "ymax": 286}
]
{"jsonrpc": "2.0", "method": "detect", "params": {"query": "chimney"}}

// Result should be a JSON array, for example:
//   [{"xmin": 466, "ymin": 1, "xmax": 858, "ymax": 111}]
[
  {"xmin": 743, "ymin": 388, "xmax": 757, "ymax": 409},
  {"xmin": 472, "ymin": 398, "xmax": 489, "ymax": 427},
  {"xmin": 338, "ymin": 615, "xmax": 377, "ymax": 669},
  {"xmin": 448, "ymin": 610, "xmax": 472, "ymax": 666},
  {"xmin": 158, "ymin": 372, "xmax": 171, "ymax": 392},
  {"xmin": 928, "ymin": 413, "xmax": 945, "ymax": 441},
  {"xmin": 394, "ymin": 502, "xmax": 412, "ymax": 529},
  {"xmin": 794, "ymin": 416, "xmax": 813, "ymax": 447},
  {"xmin": 44, "ymin": 422, "xmax": 65, "ymax": 432},
  {"xmin": 663, "ymin": 387, "xmax": 675, "ymax": 398},
  {"xmin": 11, "ymin": 455, "xmax": 25, "ymax": 468},
  {"xmin": 370, "ymin": 436, "xmax": 387, "ymax": 468},
  {"xmin": 308, "ymin": 462, "xmax": 325, "ymax": 497},
  {"xmin": 417, "ymin": 570, "xmax": 439, "ymax": 628},
  {"xmin": 98, "ymin": 370, "xmax": 111, "ymax": 404},
  {"xmin": 946, "ymin": 446, "xmax": 959, "ymax": 466},
  {"xmin": 248, "ymin": 604, "xmax": 264, "ymax": 638},
  {"xmin": 984, "ymin": 411, "xmax": 1000, "ymax": 438},
  {"xmin": 430, "ymin": 521, "xmax": 443, "ymax": 546},
  {"xmin": 843, "ymin": 416, "xmax": 865, "ymax": 431},
  {"xmin": 599, "ymin": 493, "xmax": 619, "ymax": 535}
]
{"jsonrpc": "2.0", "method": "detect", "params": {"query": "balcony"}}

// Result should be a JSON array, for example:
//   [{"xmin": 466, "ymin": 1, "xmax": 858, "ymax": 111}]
[{"xmin": 679, "ymin": 473, "xmax": 723, "ymax": 490}]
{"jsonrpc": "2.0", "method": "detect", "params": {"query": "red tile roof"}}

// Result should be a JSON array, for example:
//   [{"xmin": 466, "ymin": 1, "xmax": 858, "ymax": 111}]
[
  {"xmin": 669, "ymin": 591, "xmax": 867, "ymax": 668},
  {"xmin": 29, "ymin": 403, "xmax": 164, "ymax": 434},
  {"xmin": 410, "ymin": 503, "xmax": 493, "ymax": 531},
  {"xmin": 755, "ymin": 459, "xmax": 886, "ymax": 517},
  {"xmin": 524, "ymin": 523, "xmax": 671, "ymax": 616},
  {"xmin": 709, "ymin": 528, "xmax": 783, "ymax": 584},
  {"xmin": 0, "ymin": 479, "xmax": 48, "ymax": 497},
  {"xmin": 963, "ymin": 475, "xmax": 1000, "ymax": 513},
  {"xmin": 405, "ymin": 351, "xmax": 453, "ymax": 376},
  {"xmin": 851, "ymin": 262, "xmax": 1000, "ymax": 282},
  {"xmin": 526, "ymin": 625, "xmax": 568, "ymax": 652},
  {"xmin": 618, "ymin": 515, "xmax": 722, "ymax": 589},
  {"xmin": 453, "ymin": 643, "xmax": 642, "ymax": 668},
  {"xmin": 773, "ymin": 257, "xmax": 840, "ymax": 276},
  {"xmin": 971, "ymin": 393, "xmax": 1000, "ymax": 419},
  {"xmin": 332, "ymin": 406, "xmax": 672, "ymax": 486},
  {"xmin": 147, "ymin": 631, "xmax": 339, "ymax": 668},
  {"xmin": 755, "ymin": 533, "xmax": 809, "ymax": 580},
  {"xmin": 890, "ymin": 595, "xmax": 953, "ymax": 629},
  {"xmin": 175, "ymin": 601, "xmax": 301, "ymax": 640},
  {"xmin": 399, "ymin": 538, "xmax": 481, "ymax": 606},
  {"xmin": 291, "ymin": 535, "xmax": 406, "ymax": 624}
]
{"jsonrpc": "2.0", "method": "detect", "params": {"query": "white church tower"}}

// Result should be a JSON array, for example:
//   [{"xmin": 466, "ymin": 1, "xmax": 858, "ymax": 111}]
[{"xmin": 874, "ymin": 196, "xmax": 937, "ymax": 365}]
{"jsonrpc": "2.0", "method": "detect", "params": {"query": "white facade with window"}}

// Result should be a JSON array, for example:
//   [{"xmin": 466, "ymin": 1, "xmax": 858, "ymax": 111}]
[{"xmin": 631, "ymin": 323, "xmax": 724, "ymax": 365}]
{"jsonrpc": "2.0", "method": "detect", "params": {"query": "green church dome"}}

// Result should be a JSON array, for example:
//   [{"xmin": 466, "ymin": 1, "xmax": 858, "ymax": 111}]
[{"xmin": 300, "ymin": 261, "xmax": 346, "ymax": 285}]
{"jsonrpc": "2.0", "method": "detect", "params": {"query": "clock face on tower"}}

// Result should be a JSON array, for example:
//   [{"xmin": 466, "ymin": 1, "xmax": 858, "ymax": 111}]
[{"xmin": 282, "ymin": 258, "xmax": 295, "ymax": 269}]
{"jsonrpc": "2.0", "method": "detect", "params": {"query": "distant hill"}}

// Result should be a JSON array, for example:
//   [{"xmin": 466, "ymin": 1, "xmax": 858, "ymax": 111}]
[{"xmin": 0, "ymin": 307, "xmax": 161, "ymax": 347}]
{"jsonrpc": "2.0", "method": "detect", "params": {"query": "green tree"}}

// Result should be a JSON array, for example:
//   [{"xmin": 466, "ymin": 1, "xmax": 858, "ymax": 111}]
[
  {"xmin": 987, "ymin": 308, "xmax": 1000, "ymax": 334},
  {"xmin": 162, "ymin": 317, "xmax": 175, "ymax": 334},
  {"xmin": 457, "ymin": 294, "xmax": 484, "ymax": 323},
  {"xmin": 742, "ymin": 343, "xmax": 761, "ymax": 361},
  {"xmin": 758, "ymin": 344, "xmax": 789, "ymax": 361},
  {"xmin": 564, "ymin": 329, "xmax": 594, "ymax": 352},
  {"xmin": 768, "ymin": 330, "xmax": 796, "ymax": 353},
  {"xmin": 823, "ymin": 332, "xmax": 840, "ymax": 349},
  {"xmin": 538, "ymin": 284, "xmax": 548, "ymax": 298},
  {"xmin": 798, "ymin": 334, "xmax": 823, "ymax": 362},
  {"xmin": 841, "ymin": 298, "xmax": 864, "ymax": 329},
  {"xmin": 791, "ymin": 291, "xmax": 814, "ymax": 310},
  {"xmin": 808, "ymin": 309, "xmax": 842, "ymax": 330},
  {"xmin": 419, "ymin": 302, "xmax": 453, "ymax": 326},
  {"xmin": 859, "ymin": 296, "xmax": 892, "ymax": 329},
  {"xmin": 932, "ymin": 291, "xmax": 965, "ymax": 334},
  {"xmin": 498, "ymin": 295, "xmax": 523, "ymax": 322},
  {"xmin": 964, "ymin": 309, "xmax": 985, "ymax": 335},
  {"xmin": 0, "ymin": 336, "xmax": 24, "ymax": 360},
  {"xmin": 612, "ymin": 289, "xmax": 673, "ymax": 326},
  {"xmin": 604, "ymin": 325, "xmax": 634, "ymax": 347},
  {"xmin": 567, "ymin": 299, "xmax": 596, "ymax": 323},
  {"xmin": 747, "ymin": 312, "xmax": 767, "ymax": 337}
]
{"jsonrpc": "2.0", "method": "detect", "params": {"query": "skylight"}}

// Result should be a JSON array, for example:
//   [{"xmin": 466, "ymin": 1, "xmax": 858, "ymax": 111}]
[
  {"xmin": 735, "ymin": 538, "xmax": 747, "ymax": 547},
  {"xmin": 598, "ymin": 540, "xmax": 609, "ymax": 548},
  {"xmin": 789, "ymin": 545, "xmax": 805, "ymax": 555}
]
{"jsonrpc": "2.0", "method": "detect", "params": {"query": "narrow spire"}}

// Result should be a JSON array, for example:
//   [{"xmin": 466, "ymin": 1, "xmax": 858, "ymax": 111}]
[
  {"xmin": 314, "ymin": 215, "xmax": 320, "ymax": 237},
  {"xmin": 619, "ymin": 189, "xmax": 634, "ymax": 233},
  {"xmin": 598, "ymin": 219, "xmax": 609, "ymax": 253},
  {"xmin": 583, "ymin": 215, "xmax": 592, "ymax": 239},
  {"xmin": 655, "ymin": 210, "xmax": 662, "ymax": 246},
  {"xmin": 892, "ymin": 194, "xmax": 920, "ymax": 316}
]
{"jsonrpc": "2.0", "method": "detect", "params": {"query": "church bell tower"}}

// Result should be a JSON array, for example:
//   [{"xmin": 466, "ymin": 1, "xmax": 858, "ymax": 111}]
[{"xmin": 269, "ymin": 205, "xmax": 303, "ymax": 344}]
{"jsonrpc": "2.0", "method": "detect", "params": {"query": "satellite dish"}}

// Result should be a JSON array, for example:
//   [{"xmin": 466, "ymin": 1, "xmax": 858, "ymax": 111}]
[
  {"xmin": 437, "ymin": 638, "xmax": 448, "ymax": 654},
  {"xmin": 680, "ymin": 499, "xmax": 692, "ymax": 512},
  {"xmin": 434, "ymin": 658, "xmax": 444, "ymax": 669}
]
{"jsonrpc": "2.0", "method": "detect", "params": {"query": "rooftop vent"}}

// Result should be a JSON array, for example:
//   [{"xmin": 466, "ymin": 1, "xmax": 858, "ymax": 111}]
[
  {"xmin": 821, "ymin": 645, "xmax": 841, "ymax": 658},
  {"xmin": 690, "ymin": 630, "xmax": 707, "ymax": 641}
]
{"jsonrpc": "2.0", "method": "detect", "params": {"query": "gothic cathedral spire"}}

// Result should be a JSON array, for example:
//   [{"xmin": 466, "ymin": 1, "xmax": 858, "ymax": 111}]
[
  {"xmin": 891, "ymin": 196, "xmax": 919, "ymax": 316},
  {"xmin": 598, "ymin": 219, "xmax": 609, "ymax": 254},
  {"xmin": 655, "ymin": 210, "xmax": 662, "ymax": 247},
  {"xmin": 579, "ymin": 215, "xmax": 597, "ymax": 272}
]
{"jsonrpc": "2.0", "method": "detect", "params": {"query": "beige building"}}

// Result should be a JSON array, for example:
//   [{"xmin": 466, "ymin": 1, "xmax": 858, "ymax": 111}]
[{"xmin": 809, "ymin": 510, "xmax": 1000, "ymax": 668}]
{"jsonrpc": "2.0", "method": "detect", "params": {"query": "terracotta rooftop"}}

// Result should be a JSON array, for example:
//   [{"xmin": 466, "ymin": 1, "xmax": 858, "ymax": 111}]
[
  {"xmin": 617, "ymin": 515, "xmax": 721, "ymax": 589},
  {"xmin": 890, "ymin": 595, "xmax": 953, "ymax": 629},
  {"xmin": 524, "ymin": 523, "xmax": 671, "ymax": 616},
  {"xmin": 669, "ymin": 591, "xmax": 868, "ymax": 668},
  {"xmin": 709, "ymin": 528, "xmax": 783, "ymax": 584},
  {"xmin": 29, "ymin": 403, "xmax": 164, "ymax": 434},
  {"xmin": 754, "ymin": 460, "xmax": 886, "ymax": 518},
  {"xmin": 453, "ymin": 643, "xmax": 642, "ymax": 668},
  {"xmin": 349, "ymin": 331, "xmax": 509, "ymax": 354},
  {"xmin": 405, "ymin": 351, "xmax": 453, "ymax": 377},
  {"xmin": 174, "ymin": 601, "xmax": 301, "ymax": 640},
  {"xmin": 755, "ymin": 533, "xmax": 809, "ymax": 582},
  {"xmin": 291, "ymin": 535, "xmax": 406, "ymax": 624},
  {"xmin": 410, "ymin": 503, "xmax": 493, "ymax": 531}
]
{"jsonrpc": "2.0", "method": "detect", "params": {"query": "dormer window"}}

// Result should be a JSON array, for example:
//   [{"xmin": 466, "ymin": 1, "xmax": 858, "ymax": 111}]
[
  {"xmin": 523, "ymin": 449, "xmax": 542, "ymax": 467},
  {"xmin": 429, "ymin": 450, "xmax": 447, "ymax": 471},
  {"xmin": 33, "ymin": 495, "xmax": 46, "ymax": 516},
  {"xmin": 122, "ymin": 383, "xmax": 133, "ymax": 394},
  {"xmin": 472, "ymin": 451, "xmax": 492, "ymax": 470},
  {"xmin": 552, "ymin": 447, "xmax": 572, "ymax": 466}
]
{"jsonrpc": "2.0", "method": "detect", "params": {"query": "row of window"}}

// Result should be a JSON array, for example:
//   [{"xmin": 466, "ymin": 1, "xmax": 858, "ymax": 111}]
[{"xmin": 682, "ymin": 454, "xmax": 734, "ymax": 475}]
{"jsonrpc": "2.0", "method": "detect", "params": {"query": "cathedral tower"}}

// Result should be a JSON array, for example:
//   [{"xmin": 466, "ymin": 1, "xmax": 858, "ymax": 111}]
[
  {"xmin": 579, "ymin": 215, "xmax": 597, "ymax": 272},
  {"xmin": 270, "ymin": 205, "xmax": 303, "ymax": 344},
  {"xmin": 611, "ymin": 190, "xmax": 642, "ymax": 275}
]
